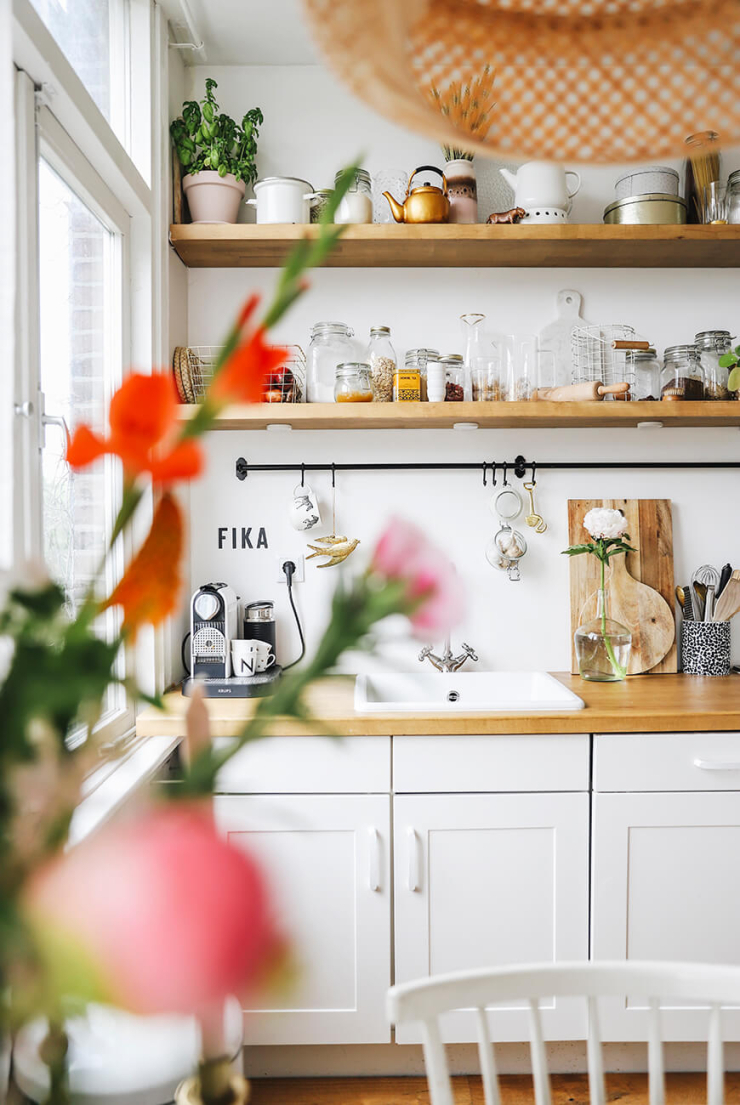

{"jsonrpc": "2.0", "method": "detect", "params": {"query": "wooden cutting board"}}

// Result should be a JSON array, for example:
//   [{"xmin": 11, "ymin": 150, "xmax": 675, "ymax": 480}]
[{"xmin": 567, "ymin": 499, "xmax": 677, "ymax": 675}]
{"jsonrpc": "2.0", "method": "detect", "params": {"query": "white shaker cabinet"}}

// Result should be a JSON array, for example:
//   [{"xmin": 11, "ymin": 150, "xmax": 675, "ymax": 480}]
[
  {"xmin": 214, "ymin": 793, "xmax": 391, "ymax": 1045},
  {"xmin": 393, "ymin": 792, "xmax": 590, "ymax": 1043}
]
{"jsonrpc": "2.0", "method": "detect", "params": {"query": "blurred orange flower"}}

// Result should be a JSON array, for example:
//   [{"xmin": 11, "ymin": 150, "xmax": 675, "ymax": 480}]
[
  {"xmin": 66, "ymin": 374, "xmax": 202, "ymax": 484},
  {"xmin": 103, "ymin": 492, "xmax": 183, "ymax": 638},
  {"xmin": 209, "ymin": 296, "xmax": 288, "ymax": 405}
]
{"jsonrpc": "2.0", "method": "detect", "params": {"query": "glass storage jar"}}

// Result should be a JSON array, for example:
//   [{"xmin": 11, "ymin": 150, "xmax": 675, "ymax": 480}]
[
  {"xmin": 306, "ymin": 322, "xmax": 356, "ymax": 403},
  {"xmin": 335, "ymin": 169, "xmax": 373, "ymax": 224},
  {"xmin": 632, "ymin": 348, "xmax": 661, "ymax": 401},
  {"xmin": 310, "ymin": 188, "xmax": 334, "ymax": 223},
  {"xmin": 728, "ymin": 170, "xmax": 740, "ymax": 225},
  {"xmin": 661, "ymin": 344, "xmax": 704, "ymax": 401},
  {"xmin": 695, "ymin": 330, "xmax": 733, "ymax": 399},
  {"xmin": 442, "ymin": 354, "xmax": 466, "ymax": 401},
  {"xmin": 334, "ymin": 363, "xmax": 373, "ymax": 403},
  {"xmin": 365, "ymin": 326, "xmax": 396, "ymax": 402},
  {"xmin": 405, "ymin": 348, "xmax": 439, "ymax": 402}
]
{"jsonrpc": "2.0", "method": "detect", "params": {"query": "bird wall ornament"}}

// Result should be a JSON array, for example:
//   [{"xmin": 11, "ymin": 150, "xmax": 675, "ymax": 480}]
[{"xmin": 306, "ymin": 535, "xmax": 360, "ymax": 568}]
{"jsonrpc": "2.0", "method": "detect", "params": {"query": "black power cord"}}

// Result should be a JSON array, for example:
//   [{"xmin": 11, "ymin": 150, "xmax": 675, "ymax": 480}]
[{"xmin": 281, "ymin": 560, "xmax": 306, "ymax": 670}]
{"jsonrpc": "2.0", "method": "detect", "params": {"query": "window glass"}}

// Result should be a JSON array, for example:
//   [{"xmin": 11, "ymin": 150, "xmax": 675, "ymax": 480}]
[{"xmin": 30, "ymin": 0, "xmax": 120, "ymax": 124}]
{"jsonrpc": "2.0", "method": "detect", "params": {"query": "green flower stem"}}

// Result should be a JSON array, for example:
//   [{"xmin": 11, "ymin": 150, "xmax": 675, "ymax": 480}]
[{"xmin": 599, "ymin": 546, "xmax": 627, "ymax": 680}]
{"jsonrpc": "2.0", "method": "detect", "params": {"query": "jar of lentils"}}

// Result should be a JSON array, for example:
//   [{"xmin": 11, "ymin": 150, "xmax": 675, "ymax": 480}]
[
  {"xmin": 365, "ymin": 325, "xmax": 396, "ymax": 402},
  {"xmin": 695, "ymin": 330, "xmax": 733, "ymax": 400},
  {"xmin": 661, "ymin": 345, "xmax": 704, "ymax": 401},
  {"xmin": 405, "ymin": 348, "xmax": 439, "ymax": 402}
]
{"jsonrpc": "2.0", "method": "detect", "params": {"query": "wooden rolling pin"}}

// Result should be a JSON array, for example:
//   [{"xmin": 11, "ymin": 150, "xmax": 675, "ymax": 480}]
[{"xmin": 533, "ymin": 382, "xmax": 631, "ymax": 402}]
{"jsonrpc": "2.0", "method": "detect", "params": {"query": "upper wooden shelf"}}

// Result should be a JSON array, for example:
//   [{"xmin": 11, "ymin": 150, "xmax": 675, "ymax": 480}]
[
  {"xmin": 169, "ymin": 223, "xmax": 740, "ymax": 269},
  {"xmin": 174, "ymin": 400, "xmax": 740, "ymax": 431}
]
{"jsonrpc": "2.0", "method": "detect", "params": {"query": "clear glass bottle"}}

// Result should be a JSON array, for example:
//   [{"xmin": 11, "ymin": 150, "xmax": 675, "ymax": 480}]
[
  {"xmin": 661, "ymin": 344, "xmax": 704, "ymax": 401},
  {"xmin": 405, "ymin": 348, "xmax": 438, "ymax": 402},
  {"xmin": 574, "ymin": 588, "xmax": 632, "ymax": 682},
  {"xmin": 335, "ymin": 169, "xmax": 373, "ymax": 224},
  {"xmin": 728, "ymin": 170, "xmax": 740, "ymax": 225},
  {"xmin": 306, "ymin": 322, "xmax": 355, "ymax": 403},
  {"xmin": 365, "ymin": 326, "xmax": 396, "ymax": 402},
  {"xmin": 334, "ymin": 363, "xmax": 373, "ymax": 403},
  {"xmin": 442, "ymin": 354, "xmax": 466, "ymax": 401},
  {"xmin": 695, "ymin": 330, "xmax": 733, "ymax": 400},
  {"xmin": 632, "ymin": 348, "xmax": 661, "ymax": 401},
  {"xmin": 460, "ymin": 313, "xmax": 486, "ymax": 401}
]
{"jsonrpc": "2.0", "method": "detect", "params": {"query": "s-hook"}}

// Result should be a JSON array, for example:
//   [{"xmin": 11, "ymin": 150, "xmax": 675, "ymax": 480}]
[
  {"xmin": 502, "ymin": 461, "xmax": 508, "ymax": 486},
  {"xmin": 300, "ymin": 463, "xmax": 305, "ymax": 488},
  {"xmin": 482, "ymin": 462, "xmax": 488, "ymax": 488}
]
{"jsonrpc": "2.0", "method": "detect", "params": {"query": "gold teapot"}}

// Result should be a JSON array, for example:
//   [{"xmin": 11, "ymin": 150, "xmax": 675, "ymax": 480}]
[{"xmin": 383, "ymin": 165, "xmax": 450, "ymax": 224}]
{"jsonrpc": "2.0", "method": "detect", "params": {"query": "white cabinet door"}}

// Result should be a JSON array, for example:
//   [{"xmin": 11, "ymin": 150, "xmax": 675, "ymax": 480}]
[
  {"xmin": 394, "ymin": 793, "xmax": 590, "ymax": 1043},
  {"xmin": 214, "ymin": 794, "xmax": 391, "ymax": 1045},
  {"xmin": 593, "ymin": 791, "xmax": 740, "ymax": 1040}
]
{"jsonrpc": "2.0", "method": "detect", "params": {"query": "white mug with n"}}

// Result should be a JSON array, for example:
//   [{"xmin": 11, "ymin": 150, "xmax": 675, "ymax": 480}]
[{"xmin": 231, "ymin": 639, "xmax": 276, "ymax": 676}]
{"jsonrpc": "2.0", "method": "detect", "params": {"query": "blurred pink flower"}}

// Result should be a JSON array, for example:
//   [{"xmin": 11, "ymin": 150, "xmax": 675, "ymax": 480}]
[
  {"xmin": 23, "ymin": 804, "xmax": 283, "ymax": 1017},
  {"xmin": 371, "ymin": 518, "xmax": 464, "ymax": 638}
]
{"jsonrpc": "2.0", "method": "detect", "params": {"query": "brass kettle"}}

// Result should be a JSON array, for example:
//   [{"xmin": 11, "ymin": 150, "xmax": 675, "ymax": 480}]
[{"xmin": 383, "ymin": 165, "xmax": 450, "ymax": 224}]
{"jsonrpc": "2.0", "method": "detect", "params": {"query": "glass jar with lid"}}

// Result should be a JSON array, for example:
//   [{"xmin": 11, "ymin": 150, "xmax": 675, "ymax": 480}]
[
  {"xmin": 405, "ymin": 348, "xmax": 439, "ymax": 402},
  {"xmin": 632, "ymin": 348, "xmax": 661, "ymax": 401},
  {"xmin": 661, "ymin": 345, "xmax": 704, "ymax": 401},
  {"xmin": 335, "ymin": 169, "xmax": 373, "ymax": 224},
  {"xmin": 728, "ymin": 170, "xmax": 740, "ymax": 225},
  {"xmin": 310, "ymin": 188, "xmax": 334, "ymax": 223},
  {"xmin": 364, "ymin": 326, "xmax": 396, "ymax": 402},
  {"xmin": 334, "ymin": 363, "xmax": 373, "ymax": 403},
  {"xmin": 442, "ymin": 354, "xmax": 466, "ymax": 401},
  {"xmin": 306, "ymin": 322, "xmax": 356, "ymax": 403},
  {"xmin": 695, "ymin": 330, "xmax": 733, "ymax": 399}
]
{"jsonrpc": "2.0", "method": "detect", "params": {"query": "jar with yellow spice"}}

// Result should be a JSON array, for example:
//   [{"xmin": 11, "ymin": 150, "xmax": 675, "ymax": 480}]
[{"xmin": 334, "ymin": 363, "xmax": 374, "ymax": 402}]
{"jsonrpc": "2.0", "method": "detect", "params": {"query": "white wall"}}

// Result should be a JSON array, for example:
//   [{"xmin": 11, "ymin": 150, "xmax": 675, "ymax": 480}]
[{"xmin": 179, "ymin": 64, "xmax": 740, "ymax": 676}]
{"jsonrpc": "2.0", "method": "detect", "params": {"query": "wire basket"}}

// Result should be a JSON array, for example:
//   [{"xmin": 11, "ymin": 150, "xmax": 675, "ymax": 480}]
[
  {"xmin": 172, "ymin": 345, "xmax": 306, "ymax": 404},
  {"xmin": 571, "ymin": 325, "xmax": 644, "ymax": 398}
]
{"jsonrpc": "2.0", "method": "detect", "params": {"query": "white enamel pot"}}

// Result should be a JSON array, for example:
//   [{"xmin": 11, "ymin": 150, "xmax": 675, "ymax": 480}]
[{"xmin": 246, "ymin": 176, "xmax": 318, "ymax": 224}]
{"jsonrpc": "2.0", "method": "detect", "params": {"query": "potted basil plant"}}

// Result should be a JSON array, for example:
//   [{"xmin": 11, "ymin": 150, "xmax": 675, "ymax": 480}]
[{"xmin": 171, "ymin": 78, "xmax": 263, "ymax": 223}]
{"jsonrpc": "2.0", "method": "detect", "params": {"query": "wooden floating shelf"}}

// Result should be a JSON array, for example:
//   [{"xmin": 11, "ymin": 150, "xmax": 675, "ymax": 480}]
[
  {"xmin": 169, "ymin": 223, "xmax": 740, "ymax": 269},
  {"xmin": 175, "ymin": 400, "xmax": 740, "ymax": 431}
]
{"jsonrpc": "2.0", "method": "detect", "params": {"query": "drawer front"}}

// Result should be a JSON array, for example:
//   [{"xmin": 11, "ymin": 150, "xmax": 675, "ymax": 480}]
[
  {"xmin": 595, "ymin": 731, "xmax": 740, "ymax": 792},
  {"xmin": 393, "ymin": 733, "xmax": 589, "ymax": 793},
  {"xmin": 214, "ymin": 735, "xmax": 390, "ymax": 793}
]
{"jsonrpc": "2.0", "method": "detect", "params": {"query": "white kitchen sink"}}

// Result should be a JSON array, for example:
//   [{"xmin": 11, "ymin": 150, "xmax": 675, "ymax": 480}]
[{"xmin": 354, "ymin": 671, "xmax": 585, "ymax": 714}]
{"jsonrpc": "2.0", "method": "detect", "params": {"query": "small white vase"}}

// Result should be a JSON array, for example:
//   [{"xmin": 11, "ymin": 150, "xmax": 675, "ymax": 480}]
[
  {"xmin": 445, "ymin": 159, "xmax": 478, "ymax": 224},
  {"xmin": 182, "ymin": 171, "xmax": 246, "ymax": 224}
]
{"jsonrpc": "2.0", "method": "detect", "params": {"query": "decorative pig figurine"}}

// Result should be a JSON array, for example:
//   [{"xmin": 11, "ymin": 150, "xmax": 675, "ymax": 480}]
[{"xmin": 487, "ymin": 207, "xmax": 527, "ymax": 224}]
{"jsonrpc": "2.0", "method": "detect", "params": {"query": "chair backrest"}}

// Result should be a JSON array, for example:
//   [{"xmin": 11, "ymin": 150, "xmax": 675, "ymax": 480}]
[{"xmin": 387, "ymin": 960, "xmax": 740, "ymax": 1105}]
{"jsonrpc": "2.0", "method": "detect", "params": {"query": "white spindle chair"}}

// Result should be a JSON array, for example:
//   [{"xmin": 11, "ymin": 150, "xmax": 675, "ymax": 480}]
[{"xmin": 387, "ymin": 961, "xmax": 740, "ymax": 1105}]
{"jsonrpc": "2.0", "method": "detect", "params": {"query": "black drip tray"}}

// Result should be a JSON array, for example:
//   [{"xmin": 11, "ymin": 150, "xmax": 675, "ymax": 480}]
[{"xmin": 181, "ymin": 666, "xmax": 282, "ymax": 698}]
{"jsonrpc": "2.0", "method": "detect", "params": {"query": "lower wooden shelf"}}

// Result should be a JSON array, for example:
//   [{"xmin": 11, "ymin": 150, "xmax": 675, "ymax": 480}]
[{"xmin": 174, "ymin": 400, "xmax": 740, "ymax": 431}]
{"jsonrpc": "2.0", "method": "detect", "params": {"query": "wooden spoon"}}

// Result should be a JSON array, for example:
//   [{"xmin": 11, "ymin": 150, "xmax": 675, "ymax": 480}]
[
  {"xmin": 713, "ymin": 570, "xmax": 740, "ymax": 622},
  {"xmin": 581, "ymin": 555, "xmax": 675, "ymax": 674}
]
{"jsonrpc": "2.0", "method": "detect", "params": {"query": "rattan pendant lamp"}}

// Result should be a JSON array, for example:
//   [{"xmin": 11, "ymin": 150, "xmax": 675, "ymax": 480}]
[{"xmin": 301, "ymin": 0, "xmax": 740, "ymax": 162}]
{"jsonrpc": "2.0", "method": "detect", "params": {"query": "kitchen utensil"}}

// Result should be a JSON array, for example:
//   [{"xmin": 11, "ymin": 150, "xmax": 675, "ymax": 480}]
[
  {"xmin": 243, "ymin": 600, "xmax": 277, "ymax": 658},
  {"xmin": 713, "ymin": 570, "xmax": 740, "ymax": 622},
  {"xmin": 498, "ymin": 163, "xmax": 580, "ymax": 224},
  {"xmin": 615, "ymin": 166, "xmax": 680, "ymax": 200},
  {"xmin": 571, "ymin": 326, "xmax": 648, "ymax": 394},
  {"xmin": 289, "ymin": 483, "xmax": 322, "ymax": 531},
  {"xmin": 692, "ymin": 564, "xmax": 721, "ymax": 590},
  {"xmin": 568, "ymin": 499, "xmax": 677, "ymax": 674},
  {"xmin": 523, "ymin": 481, "xmax": 547, "ymax": 533},
  {"xmin": 704, "ymin": 584, "xmax": 716, "ymax": 622},
  {"xmin": 383, "ymin": 165, "xmax": 450, "ymax": 223},
  {"xmin": 231, "ymin": 639, "xmax": 276, "ymax": 675},
  {"xmin": 676, "ymin": 585, "xmax": 694, "ymax": 621},
  {"xmin": 491, "ymin": 487, "xmax": 523, "ymax": 522},
  {"xmin": 533, "ymin": 382, "xmax": 631, "ymax": 401},
  {"xmin": 693, "ymin": 580, "xmax": 707, "ymax": 621},
  {"xmin": 603, "ymin": 194, "xmax": 687, "ymax": 225},
  {"xmin": 682, "ymin": 621, "xmax": 731, "ymax": 676},
  {"xmin": 246, "ymin": 177, "xmax": 318, "ymax": 224},
  {"xmin": 717, "ymin": 563, "xmax": 733, "ymax": 598},
  {"xmin": 537, "ymin": 289, "xmax": 591, "ymax": 389}
]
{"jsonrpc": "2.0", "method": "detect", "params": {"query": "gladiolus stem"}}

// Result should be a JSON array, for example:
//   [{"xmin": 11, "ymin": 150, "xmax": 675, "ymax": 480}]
[{"xmin": 39, "ymin": 1022, "xmax": 70, "ymax": 1105}]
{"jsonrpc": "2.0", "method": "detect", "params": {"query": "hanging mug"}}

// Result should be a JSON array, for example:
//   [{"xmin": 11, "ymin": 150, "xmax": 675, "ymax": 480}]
[{"xmin": 289, "ymin": 483, "xmax": 322, "ymax": 531}]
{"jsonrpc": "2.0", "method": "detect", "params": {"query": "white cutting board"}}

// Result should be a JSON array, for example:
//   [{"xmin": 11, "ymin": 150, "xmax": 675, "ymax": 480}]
[{"xmin": 538, "ymin": 289, "xmax": 591, "ymax": 388}]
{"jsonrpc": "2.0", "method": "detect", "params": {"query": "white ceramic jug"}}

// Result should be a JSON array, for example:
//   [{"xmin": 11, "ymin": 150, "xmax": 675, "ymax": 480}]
[{"xmin": 498, "ymin": 162, "xmax": 581, "ymax": 222}]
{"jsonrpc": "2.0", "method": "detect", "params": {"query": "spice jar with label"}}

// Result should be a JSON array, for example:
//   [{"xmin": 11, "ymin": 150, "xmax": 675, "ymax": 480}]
[
  {"xmin": 334, "ymin": 363, "xmax": 373, "ymax": 402},
  {"xmin": 405, "ymin": 348, "xmax": 439, "ymax": 402},
  {"xmin": 695, "ymin": 330, "xmax": 733, "ymax": 399},
  {"xmin": 307, "ymin": 322, "xmax": 356, "ymax": 403},
  {"xmin": 393, "ymin": 365, "xmax": 421, "ymax": 402},
  {"xmin": 365, "ymin": 326, "xmax": 396, "ymax": 402},
  {"xmin": 661, "ymin": 345, "xmax": 704, "ymax": 401},
  {"xmin": 335, "ymin": 169, "xmax": 373, "ymax": 224},
  {"xmin": 442, "ymin": 354, "xmax": 466, "ymax": 401},
  {"xmin": 632, "ymin": 348, "xmax": 661, "ymax": 401}
]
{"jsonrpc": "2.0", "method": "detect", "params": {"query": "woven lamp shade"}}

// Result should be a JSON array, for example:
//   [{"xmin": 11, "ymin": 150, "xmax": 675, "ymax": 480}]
[{"xmin": 301, "ymin": 0, "xmax": 740, "ymax": 163}]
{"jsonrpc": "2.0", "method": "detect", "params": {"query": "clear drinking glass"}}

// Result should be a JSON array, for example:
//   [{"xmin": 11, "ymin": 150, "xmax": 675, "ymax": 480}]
[
  {"xmin": 506, "ymin": 335, "xmax": 539, "ymax": 401},
  {"xmin": 704, "ymin": 181, "xmax": 728, "ymax": 224}
]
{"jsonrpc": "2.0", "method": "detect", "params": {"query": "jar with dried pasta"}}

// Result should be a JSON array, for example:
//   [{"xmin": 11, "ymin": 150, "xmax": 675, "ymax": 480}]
[{"xmin": 364, "ymin": 325, "xmax": 396, "ymax": 402}]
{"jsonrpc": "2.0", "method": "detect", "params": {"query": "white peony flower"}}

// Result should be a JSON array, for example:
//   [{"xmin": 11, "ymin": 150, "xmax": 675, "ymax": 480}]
[{"xmin": 583, "ymin": 507, "xmax": 629, "ymax": 541}]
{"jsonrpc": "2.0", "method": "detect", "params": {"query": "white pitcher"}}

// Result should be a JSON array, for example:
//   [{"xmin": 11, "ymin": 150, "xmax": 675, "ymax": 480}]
[{"xmin": 499, "ymin": 162, "xmax": 581, "ymax": 222}]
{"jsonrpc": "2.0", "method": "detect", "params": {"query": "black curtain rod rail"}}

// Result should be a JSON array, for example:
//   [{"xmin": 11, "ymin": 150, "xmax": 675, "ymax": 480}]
[{"xmin": 235, "ymin": 455, "xmax": 740, "ymax": 482}]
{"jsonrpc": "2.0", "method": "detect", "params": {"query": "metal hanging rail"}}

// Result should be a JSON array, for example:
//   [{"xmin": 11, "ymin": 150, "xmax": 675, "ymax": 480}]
[{"xmin": 236, "ymin": 455, "xmax": 740, "ymax": 483}]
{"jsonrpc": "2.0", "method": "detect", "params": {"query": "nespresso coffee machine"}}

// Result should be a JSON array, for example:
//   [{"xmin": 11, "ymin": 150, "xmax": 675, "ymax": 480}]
[{"xmin": 190, "ymin": 583, "xmax": 238, "ymax": 678}]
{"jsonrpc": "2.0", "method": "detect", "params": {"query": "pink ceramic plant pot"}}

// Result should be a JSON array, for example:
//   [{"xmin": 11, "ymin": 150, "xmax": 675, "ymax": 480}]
[
  {"xmin": 445, "ymin": 158, "xmax": 478, "ymax": 224},
  {"xmin": 182, "ymin": 171, "xmax": 246, "ymax": 224}
]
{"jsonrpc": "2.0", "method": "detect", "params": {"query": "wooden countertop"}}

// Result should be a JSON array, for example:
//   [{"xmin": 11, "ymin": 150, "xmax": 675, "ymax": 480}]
[{"xmin": 136, "ymin": 673, "xmax": 740, "ymax": 737}]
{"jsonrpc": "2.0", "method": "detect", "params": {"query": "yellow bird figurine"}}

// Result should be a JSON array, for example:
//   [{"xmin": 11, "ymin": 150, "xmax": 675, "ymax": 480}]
[{"xmin": 306, "ymin": 535, "xmax": 360, "ymax": 568}]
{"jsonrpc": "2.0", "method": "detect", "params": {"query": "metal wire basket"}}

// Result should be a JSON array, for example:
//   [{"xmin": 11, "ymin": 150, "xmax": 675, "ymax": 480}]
[
  {"xmin": 174, "ymin": 345, "xmax": 306, "ymax": 403},
  {"xmin": 571, "ymin": 325, "xmax": 646, "ymax": 398}
]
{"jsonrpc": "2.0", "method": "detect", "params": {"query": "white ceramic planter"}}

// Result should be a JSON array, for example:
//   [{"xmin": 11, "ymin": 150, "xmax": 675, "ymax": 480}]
[{"xmin": 182, "ymin": 171, "xmax": 246, "ymax": 224}]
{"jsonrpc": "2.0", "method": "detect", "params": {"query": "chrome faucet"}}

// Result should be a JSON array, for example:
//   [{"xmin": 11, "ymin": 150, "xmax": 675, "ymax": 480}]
[{"xmin": 418, "ymin": 633, "xmax": 479, "ymax": 673}]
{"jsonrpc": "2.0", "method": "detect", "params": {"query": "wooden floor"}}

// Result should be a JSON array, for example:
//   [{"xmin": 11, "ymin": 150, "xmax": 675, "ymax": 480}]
[{"xmin": 249, "ymin": 1073, "xmax": 740, "ymax": 1104}]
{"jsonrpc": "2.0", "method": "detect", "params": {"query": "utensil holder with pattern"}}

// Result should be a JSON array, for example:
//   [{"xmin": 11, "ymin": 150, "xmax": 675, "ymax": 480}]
[{"xmin": 681, "ymin": 621, "xmax": 731, "ymax": 676}]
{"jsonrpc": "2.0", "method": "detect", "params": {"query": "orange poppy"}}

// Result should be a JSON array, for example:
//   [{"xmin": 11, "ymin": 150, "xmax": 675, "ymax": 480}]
[
  {"xmin": 66, "ymin": 374, "xmax": 203, "ymax": 484},
  {"xmin": 103, "ymin": 492, "xmax": 183, "ymax": 638}
]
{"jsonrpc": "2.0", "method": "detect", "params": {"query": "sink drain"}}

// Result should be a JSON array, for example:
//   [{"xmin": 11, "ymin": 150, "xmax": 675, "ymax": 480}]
[{"xmin": 447, "ymin": 690, "xmax": 460, "ymax": 703}]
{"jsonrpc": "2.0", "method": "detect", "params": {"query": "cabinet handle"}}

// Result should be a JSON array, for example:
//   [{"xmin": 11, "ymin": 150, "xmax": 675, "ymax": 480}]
[
  {"xmin": 407, "ymin": 827, "xmax": 421, "ymax": 892},
  {"xmin": 693, "ymin": 758, "xmax": 740, "ymax": 771},
  {"xmin": 368, "ymin": 827, "xmax": 380, "ymax": 891}
]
